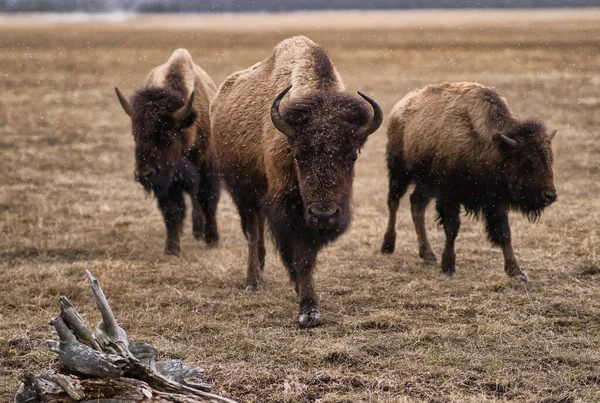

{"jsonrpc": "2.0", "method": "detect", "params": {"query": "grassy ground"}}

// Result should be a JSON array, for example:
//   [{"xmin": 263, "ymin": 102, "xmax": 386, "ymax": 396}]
[{"xmin": 0, "ymin": 10, "xmax": 599, "ymax": 402}]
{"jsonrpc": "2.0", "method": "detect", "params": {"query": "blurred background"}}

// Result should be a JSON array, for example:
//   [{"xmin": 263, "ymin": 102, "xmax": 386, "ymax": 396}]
[{"xmin": 1, "ymin": 0, "xmax": 599, "ymax": 13}]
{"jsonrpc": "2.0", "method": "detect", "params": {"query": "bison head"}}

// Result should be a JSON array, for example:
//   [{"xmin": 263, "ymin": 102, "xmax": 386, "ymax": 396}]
[
  {"xmin": 496, "ymin": 120, "xmax": 557, "ymax": 220},
  {"xmin": 271, "ymin": 85, "xmax": 382, "ymax": 234},
  {"xmin": 115, "ymin": 87, "xmax": 196, "ymax": 196}
]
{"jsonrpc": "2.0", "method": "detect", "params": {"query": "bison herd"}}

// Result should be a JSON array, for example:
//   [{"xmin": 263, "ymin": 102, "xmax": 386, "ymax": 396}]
[{"xmin": 115, "ymin": 36, "xmax": 557, "ymax": 328}]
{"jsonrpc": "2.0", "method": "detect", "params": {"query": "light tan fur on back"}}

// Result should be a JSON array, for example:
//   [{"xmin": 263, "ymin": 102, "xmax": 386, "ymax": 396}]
[
  {"xmin": 211, "ymin": 36, "xmax": 344, "ymax": 193},
  {"xmin": 147, "ymin": 49, "xmax": 217, "ymax": 154},
  {"xmin": 388, "ymin": 82, "xmax": 516, "ymax": 173}
]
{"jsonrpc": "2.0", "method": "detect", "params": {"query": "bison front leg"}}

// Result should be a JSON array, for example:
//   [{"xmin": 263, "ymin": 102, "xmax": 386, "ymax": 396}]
[
  {"xmin": 242, "ymin": 210, "xmax": 264, "ymax": 291},
  {"xmin": 191, "ymin": 198, "xmax": 205, "ymax": 241},
  {"xmin": 157, "ymin": 191, "xmax": 185, "ymax": 256},
  {"xmin": 484, "ymin": 206, "xmax": 528, "ymax": 282},
  {"xmin": 282, "ymin": 240, "xmax": 320, "ymax": 328},
  {"xmin": 436, "ymin": 200, "xmax": 460, "ymax": 277},
  {"xmin": 197, "ymin": 161, "xmax": 220, "ymax": 246}
]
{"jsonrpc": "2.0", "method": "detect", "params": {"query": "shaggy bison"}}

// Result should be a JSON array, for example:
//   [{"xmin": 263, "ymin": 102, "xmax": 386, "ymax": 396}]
[
  {"xmin": 210, "ymin": 36, "xmax": 382, "ymax": 327},
  {"xmin": 381, "ymin": 82, "xmax": 557, "ymax": 282},
  {"xmin": 115, "ymin": 49, "xmax": 220, "ymax": 255}
]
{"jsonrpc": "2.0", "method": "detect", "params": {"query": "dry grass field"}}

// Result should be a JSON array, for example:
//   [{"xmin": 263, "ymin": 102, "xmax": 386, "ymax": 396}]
[{"xmin": 1, "ymin": 9, "xmax": 599, "ymax": 402}]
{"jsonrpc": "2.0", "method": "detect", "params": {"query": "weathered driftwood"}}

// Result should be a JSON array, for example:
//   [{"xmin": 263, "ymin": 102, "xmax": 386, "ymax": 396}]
[{"xmin": 14, "ymin": 270, "xmax": 237, "ymax": 403}]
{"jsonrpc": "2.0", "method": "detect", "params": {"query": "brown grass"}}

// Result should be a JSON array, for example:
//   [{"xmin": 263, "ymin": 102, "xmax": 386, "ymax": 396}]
[{"xmin": 1, "ymin": 10, "xmax": 599, "ymax": 402}]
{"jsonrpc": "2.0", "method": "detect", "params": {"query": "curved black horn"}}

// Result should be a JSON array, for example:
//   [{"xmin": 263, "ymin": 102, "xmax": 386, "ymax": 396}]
[
  {"xmin": 548, "ymin": 129, "xmax": 557, "ymax": 141},
  {"xmin": 115, "ymin": 87, "xmax": 132, "ymax": 117},
  {"xmin": 355, "ymin": 91, "xmax": 383, "ymax": 139},
  {"xmin": 270, "ymin": 84, "xmax": 295, "ymax": 137},
  {"xmin": 172, "ymin": 91, "xmax": 195, "ymax": 122},
  {"xmin": 500, "ymin": 134, "xmax": 519, "ymax": 148}
]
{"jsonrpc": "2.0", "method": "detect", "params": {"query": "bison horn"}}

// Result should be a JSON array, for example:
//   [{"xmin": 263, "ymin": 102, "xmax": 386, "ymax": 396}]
[
  {"xmin": 271, "ymin": 84, "xmax": 295, "ymax": 138},
  {"xmin": 355, "ymin": 91, "xmax": 383, "ymax": 139},
  {"xmin": 115, "ymin": 87, "xmax": 132, "ymax": 117},
  {"xmin": 172, "ymin": 91, "xmax": 195, "ymax": 122},
  {"xmin": 548, "ymin": 129, "xmax": 557, "ymax": 141},
  {"xmin": 500, "ymin": 134, "xmax": 519, "ymax": 148}
]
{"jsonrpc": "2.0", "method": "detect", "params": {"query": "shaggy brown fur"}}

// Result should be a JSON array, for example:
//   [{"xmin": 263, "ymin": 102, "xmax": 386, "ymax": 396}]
[
  {"xmin": 210, "ymin": 36, "xmax": 382, "ymax": 327},
  {"xmin": 381, "ymin": 82, "xmax": 557, "ymax": 281},
  {"xmin": 115, "ymin": 49, "xmax": 219, "ymax": 255}
]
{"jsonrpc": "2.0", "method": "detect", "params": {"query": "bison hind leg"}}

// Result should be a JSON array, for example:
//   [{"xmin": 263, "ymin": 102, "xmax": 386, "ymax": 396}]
[
  {"xmin": 192, "ymin": 202, "xmax": 205, "ymax": 241},
  {"xmin": 436, "ymin": 199, "xmax": 461, "ymax": 277},
  {"xmin": 381, "ymin": 156, "xmax": 412, "ymax": 254},
  {"xmin": 410, "ymin": 183, "xmax": 437, "ymax": 264}
]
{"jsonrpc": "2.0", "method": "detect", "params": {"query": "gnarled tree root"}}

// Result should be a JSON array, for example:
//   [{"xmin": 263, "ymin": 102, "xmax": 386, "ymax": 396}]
[{"xmin": 14, "ymin": 270, "xmax": 237, "ymax": 403}]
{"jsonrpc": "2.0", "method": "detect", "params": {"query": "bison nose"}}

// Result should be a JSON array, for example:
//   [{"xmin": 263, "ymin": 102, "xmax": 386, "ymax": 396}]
[
  {"xmin": 308, "ymin": 204, "xmax": 340, "ymax": 227},
  {"xmin": 135, "ymin": 167, "xmax": 156, "ymax": 182},
  {"xmin": 541, "ymin": 190, "xmax": 557, "ymax": 205}
]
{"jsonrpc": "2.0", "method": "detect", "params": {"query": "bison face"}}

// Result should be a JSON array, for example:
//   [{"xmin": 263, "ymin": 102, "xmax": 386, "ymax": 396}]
[
  {"xmin": 271, "ymin": 86, "xmax": 383, "ymax": 234},
  {"xmin": 497, "ymin": 121, "xmax": 557, "ymax": 220},
  {"xmin": 116, "ymin": 87, "xmax": 196, "ymax": 196},
  {"xmin": 133, "ymin": 134, "xmax": 183, "ymax": 195},
  {"xmin": 291, "ymin": 143, "xmax": 358, "ymax": 232}
]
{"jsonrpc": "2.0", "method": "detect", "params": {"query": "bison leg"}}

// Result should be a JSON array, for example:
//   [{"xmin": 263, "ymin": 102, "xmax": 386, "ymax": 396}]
[
  {"xmin": 293, "ymin": 247, "xmax": 320, "ymax": 328},
  {"xmin": 157, "ymin": 191, "xmax": 185, "ymax": 256},
  {"xmin": 195, "ymin": 161, "xmax": 220, "ymax": 246},
  {"xmin": 257, "ymin": 213, "xmax": 266, "ymax": 271},
  {"xmin": 381, "ymin": 160, "xmax": 411, "ymax": 254},
  {"xmin": 243, "ymin": 210, "xmax": 264, "ymax": 291},
  {"xmin": 436, "ymin": 200, "xmax": 460, "ymax": 277},
  {"xmin": 191, "ymin": 197, "xmax": 205, "ymax": 241},
  {"xmin": 278, "ymin": 237, "xmax": 319, "ymax": 328},
  {"xmin": 484, "ymin": 206, "xmax": 528, "ymax": 282},
  {"xmin": 410, "ymin": 184, "xmax": 437, "ymax": 263}
]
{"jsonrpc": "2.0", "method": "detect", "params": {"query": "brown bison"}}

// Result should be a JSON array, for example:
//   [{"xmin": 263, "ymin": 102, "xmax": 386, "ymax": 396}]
[
  {"xmin": 381, "ymin": 82, "xmax": 557, "ymax": 282},
  {"xmin": 115, "ymin": 49, "xmax": 220, "ymax": 255},
  {"xmin": 210, "ymin": 36, "xmax": 382, "ymax": 327}
]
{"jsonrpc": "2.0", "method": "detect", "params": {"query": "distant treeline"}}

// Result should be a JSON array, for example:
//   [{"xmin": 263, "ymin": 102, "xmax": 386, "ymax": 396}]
[{"xmin": 2, "ymin": 0, "xmax": 599, "ymax": 13}]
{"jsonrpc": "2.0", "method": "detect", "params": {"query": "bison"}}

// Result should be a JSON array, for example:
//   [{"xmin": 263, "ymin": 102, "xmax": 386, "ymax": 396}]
[
  {"xmin": 210, "ymin": 36, "xmax": 382, "ymax": 327},
  {"xmin": 115, "ymin": 49, "xmax": 220, "ymax": 255},
  {"xmin": 380, "ymin": 82, "xmax": 557, "ymax": 282}
]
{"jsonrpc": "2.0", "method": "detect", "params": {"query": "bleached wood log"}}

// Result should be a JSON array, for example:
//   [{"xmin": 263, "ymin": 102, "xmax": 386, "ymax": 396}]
[{"xmin": 14, "ymin": 271, "xmax": 237, "ymax": 403}]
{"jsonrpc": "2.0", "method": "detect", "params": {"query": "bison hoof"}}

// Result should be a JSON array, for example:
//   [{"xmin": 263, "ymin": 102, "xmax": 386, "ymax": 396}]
[
  {"xmin": 420, "ymin": 251, "xmax": 437, "ymax": 264},
  {"xmin": 245, "ymin": 281, "xmax": 263, "ymax": 292},
  {"xmin": 442, "ymin": 265, "xmax": 456, "ymax": 277},
  {"xmin": 164, "ymin": 244, "xmax": 180, "ymax": 256},
  {"xmin": 204, "ymin": 232, "xmax": 219, "ymax": 247},
  {"xmin": 193, "ymin": 229, "xmax": 203, "ymax": 240},
  {"xmin": 512, "ymin": 272, "xmax": 529, "ymax": 283},
  {"xmin": 298, "ymin": 307, "xmax": 321, "ymax": 328},
  {"xmin": 380, "ymin": 234, "xmax": 396, "ymax": 254}
]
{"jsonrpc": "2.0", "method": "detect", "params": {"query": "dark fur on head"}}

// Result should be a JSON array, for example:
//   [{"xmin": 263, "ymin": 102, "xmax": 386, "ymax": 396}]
[
  {"xmin": 130, "ymin": 88, "xmax": 196, "ymax": 195},
  {"xmin": 278, "ymin": 91, "xmax": 372, "ymax": 236},
  {"xmin": 497, "ymin": 119, "xmax": 555, "ymax": 221}
]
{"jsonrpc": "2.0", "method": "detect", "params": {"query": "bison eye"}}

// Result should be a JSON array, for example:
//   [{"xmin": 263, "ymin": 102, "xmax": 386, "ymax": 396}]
[{"xmin": 351, "ymin": 152, "xmax": 358, "ymax": 162}]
